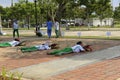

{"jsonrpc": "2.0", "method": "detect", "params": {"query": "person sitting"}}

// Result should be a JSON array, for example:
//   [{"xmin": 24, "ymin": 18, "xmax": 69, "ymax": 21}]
[
  {"xmin": 20, "ymin": 43, "xmax": 59, "ymax": 53},
  {"xmin": 47, "ymin": 41, "xmax": 92, "ymax": 56},
  {"xmin": 0, "ymin": 38, "xmax": 25, "ymax": 47}
]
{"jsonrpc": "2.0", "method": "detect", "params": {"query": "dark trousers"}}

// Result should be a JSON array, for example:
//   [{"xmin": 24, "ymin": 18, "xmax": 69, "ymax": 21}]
[
  {"xmin": 13, "ymin": 29, "xmax": 19, "ymax": 38},
  {"xmin": 55, "ymin": 30, "xmax": 59, "ymax": 38},
  {"xmin": 47, "ymin": 29, "xmax": 52, "ymax": 38}
]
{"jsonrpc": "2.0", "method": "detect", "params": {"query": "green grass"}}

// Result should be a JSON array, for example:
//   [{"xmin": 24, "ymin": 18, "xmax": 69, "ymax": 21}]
[
  {"xmin": 61, "ymin": 36, "xmax": 120, "ymax": 40},
  {"xmin": 2, "ymin": 27, "xmax": 46, "ymax": 30},
  {"xmin": 63, "ymin": 27, "xmax": 120, "ymax": 31},
  {"xmin": 2, "ymin": 26, "xmax": 120, "ymax": 31},
  {"xmin": 0, "ymin": 66, "xmax": 23, "ymax": 80},
  {"xmin": 2, "ymin": 31, "xmax": 120, "ymax": 40},
  {"xmin": 1, "ymin": 27, "xmax": 120, "ymax": 40}
]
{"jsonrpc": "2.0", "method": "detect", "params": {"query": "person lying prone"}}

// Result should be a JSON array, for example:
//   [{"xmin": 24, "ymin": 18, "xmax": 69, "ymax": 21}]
[
  {"xmin": 0, "ymin": 38, "xmax": 26, "ymax": 47},
  {"xmin": 47, "ymin": 41, "xmax": 92, "ymax": 56},
  {"xmin": 20, "ymin": 43, "xmax": 59, "ymax": 53}
]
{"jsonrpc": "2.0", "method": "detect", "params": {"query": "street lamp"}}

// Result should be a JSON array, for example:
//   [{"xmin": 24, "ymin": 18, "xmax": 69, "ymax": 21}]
[{"xmin": 33, "ymin": 0, "xmax": 38, "ymax": 32}]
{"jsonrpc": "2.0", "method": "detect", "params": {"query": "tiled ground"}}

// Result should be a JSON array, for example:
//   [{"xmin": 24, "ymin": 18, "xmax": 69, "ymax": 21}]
[
  {"xmin": 1, "ymin": 51, "xmax": 120, "ymax": 80},
  {"xmin": 48, "ymin": 57, "xmax": 120, "ymax": 80},
  {"xmin": 0, "ymin": 48, "xmax": 82, "ymax": 71}
]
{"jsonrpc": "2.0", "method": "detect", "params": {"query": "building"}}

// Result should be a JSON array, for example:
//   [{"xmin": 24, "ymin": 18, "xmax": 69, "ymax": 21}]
[{"xmin": 75, "ymin": 18, "xmax": 113, "ymax": 27}]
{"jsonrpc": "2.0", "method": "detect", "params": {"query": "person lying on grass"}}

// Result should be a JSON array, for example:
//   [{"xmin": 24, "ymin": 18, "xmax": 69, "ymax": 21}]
[
  {"xmin": 20, "ymin": 43, "xmax": 59, "ymax": 53},
  {"xmin": 0, "ymin": 38, "xmax": 26, "ymax": 47},
  {"xmin": 47, "ymin": 41, "xmax": 92, "ymax": 56}
]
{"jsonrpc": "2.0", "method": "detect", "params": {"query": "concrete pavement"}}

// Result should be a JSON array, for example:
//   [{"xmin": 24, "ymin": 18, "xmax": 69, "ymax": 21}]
[{"xmin": 10, "ymin": 45, "xmax": 120, "ymax": 80}]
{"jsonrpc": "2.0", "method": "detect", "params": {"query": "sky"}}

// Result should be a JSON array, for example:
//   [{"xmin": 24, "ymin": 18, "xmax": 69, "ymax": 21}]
[
  {"xmin": 112, "ymin": 0, "xmax": 120, "ymax": 10},
  {"xmin": 0, "ymin": 0, "xmax": 33, "ymax": 7},
  {"xmin": 0, "ymin": 0, "xmax": 120, "ymax": 8}
]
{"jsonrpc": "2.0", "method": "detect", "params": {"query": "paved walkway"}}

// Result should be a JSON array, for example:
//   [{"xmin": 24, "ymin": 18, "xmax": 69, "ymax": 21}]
[{"xmin": 10, "ymin": 45, "xmax": 120, "ymax": 80}]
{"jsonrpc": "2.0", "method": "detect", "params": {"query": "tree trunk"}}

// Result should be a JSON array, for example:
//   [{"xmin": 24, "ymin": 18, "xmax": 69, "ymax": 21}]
[{"xmin": 55, "ymin": 2, "xmax": 66, "ymax": 36}]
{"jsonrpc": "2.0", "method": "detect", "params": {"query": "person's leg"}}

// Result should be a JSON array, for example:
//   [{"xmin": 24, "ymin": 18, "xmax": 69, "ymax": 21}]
[
  {"xmin": 47, "ymin": 29, "xmax": 52, "ymax": 38},
  {"xmin": 57, "ymin": 30, "xmax": 59, "ymax": 38},
  {"xmin": 55, "ymin": 30, "xmax": 59, "ymax": 38},
  {"xmin": 48, "ymin": 49, "xmax": 62, "ymax": 55},
  {"xmin": 47, "ymin": 29, "xmax": 49, "ymax": 38},
  {"xmin": 55, "ymin": 47, "xmax": 73, "ymax": 56},
  {"xmin": 13, "ymin": 29, "xmax": 16, "ymax": 38},
  {"xmin": 21, "ymin": 46, "xmax": 38, "ymax": 52},
  {"xmin": 0, "ymin": 42, "xmax": 11, "ymax": 47},
  {"xmin": 48, "ymin": 47, "xmax": 72, "ymax": 55},
  {"xmin": 16, "ymin": 29, "xmax": 19, "ymax": 38},
  {"xmin": 49, "ymin": 29, "xmax": 52, "ymax": 38},
  {"xmin": 55, "ymin": 30, "xmax": 57, "ymax": 37}
]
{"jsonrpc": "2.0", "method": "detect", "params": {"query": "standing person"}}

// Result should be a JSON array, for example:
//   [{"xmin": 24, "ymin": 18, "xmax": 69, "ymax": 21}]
[
  {"xmin": 46, "ymin": 18, "xmax": 53, "ymax": 38},
  {"xmin": 54, "ymin": 19, "xmax": 59, "ymax": 38},
  {"xmin": 13, "ymin": 19, "xmax": 19, "ymax": 39}
]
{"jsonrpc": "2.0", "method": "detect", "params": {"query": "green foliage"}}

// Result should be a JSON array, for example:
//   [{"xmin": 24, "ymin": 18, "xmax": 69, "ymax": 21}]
[
  {"xmin": 8, "ymin": 72, "xmax": 15, "ymax": 80},
  {"xmin": 0, "ymin": 66, "xmax": 23, "ymax": 80},
  {"xmin": 114, "ymin": 5, "xmax": 120, "ymax": 20},
  {"xmin": 1, "ymin": 67, "xmax": 7, "ymax": 80},
  {"xmin": 95, "ymin": 0, "xmax": 113, "ymax": 19},
  {"xmin": 16, "ymin": 72, "xmax": 23, "ymax": 80},
  {"xmin": 0, "ymin": 0, "xmax": 115, "ymax": 29}
]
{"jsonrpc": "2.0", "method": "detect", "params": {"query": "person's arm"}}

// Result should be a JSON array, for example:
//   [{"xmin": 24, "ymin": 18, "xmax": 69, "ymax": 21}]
[
  {"xmin": 15, "ymin": 41, "xmax": 26, "ymax": 46},
  {"xmin": 75, "ymin": 45, "xmax": 85, "ymax": 52},
  {"xmin": 9, "ymin": 41, "xmax": 20, "ymax": 47},
  {"xmin": 72, "ymin": 45, "xmax": 85, "ymax": 53},
  {"xmin": 83, "ymin": 45, "xmax": 92, "ymax": 52},
  {"xmin": 79, "ymin": 46, "xmax": 85, "ymax": 52}
]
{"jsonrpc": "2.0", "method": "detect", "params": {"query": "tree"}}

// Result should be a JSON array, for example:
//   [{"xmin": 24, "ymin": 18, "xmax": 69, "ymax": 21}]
[
  {"xmin": 0, "ymin": 6, "xmax": 6, "ymax": 19},
  {"xmin": 114, "ymin": 4, "xmax": 120, "ymax": 20},
  {"xmin": 0, "ymin": 0, "xmax": 114, "ymax": 28},
  {"xmin": 79, "ymin": 0, "xmax": 97, "ymax": 25},
  {"xmin": 95, "ymin": 0, "xmax": 113, "ymax": 26}
]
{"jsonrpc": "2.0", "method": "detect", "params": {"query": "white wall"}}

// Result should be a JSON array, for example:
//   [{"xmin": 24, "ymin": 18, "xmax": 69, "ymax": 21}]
[
  {"xmin": 75, "ymin": 18, "xmax": 113, "ymax": 26},
  {"xmin": 91, "ymin": 18, "xmax": 113, "ymax": 26}
]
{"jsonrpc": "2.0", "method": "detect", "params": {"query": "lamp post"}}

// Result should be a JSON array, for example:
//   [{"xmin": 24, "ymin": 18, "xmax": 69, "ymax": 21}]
[{"xmin": 33, "ymin": 0, "xmax": 38, "ymax": 32}]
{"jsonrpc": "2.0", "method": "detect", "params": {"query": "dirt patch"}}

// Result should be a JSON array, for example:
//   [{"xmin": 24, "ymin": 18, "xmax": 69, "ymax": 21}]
[{"xmin": 0, "ymin": 37, "xmax": 120, "ymax": 71}]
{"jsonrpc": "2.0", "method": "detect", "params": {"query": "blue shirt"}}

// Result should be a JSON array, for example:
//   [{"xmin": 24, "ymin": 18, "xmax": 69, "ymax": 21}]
[{"xmin": 47, "ymin": 21, "xmax": 52, "ymax": 30}]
